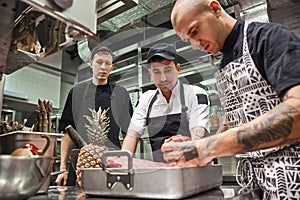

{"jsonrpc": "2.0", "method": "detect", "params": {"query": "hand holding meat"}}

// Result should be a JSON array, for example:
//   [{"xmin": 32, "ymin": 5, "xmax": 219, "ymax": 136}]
[
  {"xmin": 161, "ymin": 140, "xmax": 199, "ymax": 167},
  {"xmin": 164, "ymin": 134, "xmax": 191, "ymax": 143},
  {"xmin": 161, "ymin": 135, "xmax": 212, "ymax": 167}
]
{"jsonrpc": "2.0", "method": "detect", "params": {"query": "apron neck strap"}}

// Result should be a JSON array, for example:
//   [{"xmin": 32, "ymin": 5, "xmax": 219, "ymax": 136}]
[
  {"xmin": 179, "ymin": 82, "xmax": 188, "ymax": 112},
  {"xmin": 145, "ymin": 90, "xmax": 159, "ymax": 126}
]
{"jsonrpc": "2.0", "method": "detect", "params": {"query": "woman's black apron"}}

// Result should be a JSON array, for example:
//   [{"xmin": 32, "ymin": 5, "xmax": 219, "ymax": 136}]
[{"xmin": 146, "ymin": 83, "xmax": 190, "ymax": 162}]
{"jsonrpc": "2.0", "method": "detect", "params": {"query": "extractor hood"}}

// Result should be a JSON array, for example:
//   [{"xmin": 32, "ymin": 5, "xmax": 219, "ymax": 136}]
[{"xmin": 0, "ymin": 0, "xmax": 97, "ymax": 81}]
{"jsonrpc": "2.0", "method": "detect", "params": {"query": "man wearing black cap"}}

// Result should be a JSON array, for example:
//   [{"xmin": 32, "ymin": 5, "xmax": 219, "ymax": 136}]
[
  {"xmin": 56, "ymin": 45, "xmax": 133, "ymax": 186},
  {"xmin": 122, "ymin": 43, "xmax": 210, "ymax": 162}
]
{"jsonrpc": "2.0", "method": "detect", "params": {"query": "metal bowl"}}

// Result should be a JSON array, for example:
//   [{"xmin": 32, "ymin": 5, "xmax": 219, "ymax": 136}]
[{"xmin": 0, "ymin": 155, "xmax": 55, "ymax": 200}]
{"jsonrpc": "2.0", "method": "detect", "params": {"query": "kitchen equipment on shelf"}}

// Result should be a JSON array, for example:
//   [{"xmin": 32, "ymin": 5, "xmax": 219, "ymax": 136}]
[{"xmin": 0, "ymin": 131, "xmax": 63, "ymax": 156}]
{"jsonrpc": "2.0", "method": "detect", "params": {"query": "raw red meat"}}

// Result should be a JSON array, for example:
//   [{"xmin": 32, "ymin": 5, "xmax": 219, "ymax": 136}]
[
  {"xmin": 164, "ymin": 134, "xmax": 191, "ymax": 143},
  {"xmin": 106, "ymin": 156, "xmax": 168, "ymax": 168},
  {"xmin": 105, "ymin": 159, "xmax": 122, "ymax": 168},
  {"xmin": 105, "ymin": 135, "xmax": 192, "ymax": 169}
]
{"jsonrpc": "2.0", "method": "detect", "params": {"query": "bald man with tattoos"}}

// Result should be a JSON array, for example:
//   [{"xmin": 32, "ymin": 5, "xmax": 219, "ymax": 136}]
[{"xmin": 162, "ymin": 0, "xmax": 300, "ymax": 199}]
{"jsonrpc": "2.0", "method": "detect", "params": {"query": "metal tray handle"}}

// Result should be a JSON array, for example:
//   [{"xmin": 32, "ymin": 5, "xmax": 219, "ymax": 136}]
[{"xmin": 101, "ymin": 150, "xmax": 134, "ymax": 190}]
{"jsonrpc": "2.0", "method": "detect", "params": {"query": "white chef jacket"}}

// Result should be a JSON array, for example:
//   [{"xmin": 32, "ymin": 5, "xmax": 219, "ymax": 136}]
[{"xmin": 128, "ymin": 81, "xmax": 210, "ymax": 136}]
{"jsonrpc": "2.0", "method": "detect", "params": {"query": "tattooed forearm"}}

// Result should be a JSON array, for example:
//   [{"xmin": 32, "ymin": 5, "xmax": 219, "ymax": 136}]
[
  {"xmin": 181, "ymin": 142, "xmax": 199, "ymax": 161},
  {"xmin": 237, "ymin": 103, "xmax": 297, "ymax": 152},
  {"xmin": 200, "ymin": 134, "xmax": 220, "ymax": 158},
  {"xmin": 282, "ymin": 92, "xmax": 300, "ymax": 101},
  {"xmin": 191, "ymin": 126, "xmax": 208, "ymax": 139}
]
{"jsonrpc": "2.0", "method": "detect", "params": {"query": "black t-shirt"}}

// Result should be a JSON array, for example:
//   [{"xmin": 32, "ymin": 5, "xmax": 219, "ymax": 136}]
[
  {"xmin": 59, "ymin": 81, "xmax": 133, "ymax": 149},
  {"xmin": 221, "ymin": 18, "xmax": 300, "ymax": 99}
]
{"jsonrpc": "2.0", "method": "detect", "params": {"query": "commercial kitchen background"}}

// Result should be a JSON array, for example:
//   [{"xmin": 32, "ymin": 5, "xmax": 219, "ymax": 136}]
[{"xmin": 1, "ymin": 0, "xmax": 299, "ymax": 183}]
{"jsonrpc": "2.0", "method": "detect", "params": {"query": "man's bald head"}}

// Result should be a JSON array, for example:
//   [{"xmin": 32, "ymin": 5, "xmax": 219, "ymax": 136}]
[
  {"xmin": 171, "ymin": 0, "xmax": 211, "ymax": 27},
  {"xmin": 170, "ymin": 0, "xmax": 236, "ymax": 54}
]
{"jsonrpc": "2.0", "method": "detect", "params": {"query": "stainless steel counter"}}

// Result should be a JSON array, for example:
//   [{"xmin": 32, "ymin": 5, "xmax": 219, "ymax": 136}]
[{"xmin": 28, "ymin": 185, "xmax": 261, "ymax": 200}]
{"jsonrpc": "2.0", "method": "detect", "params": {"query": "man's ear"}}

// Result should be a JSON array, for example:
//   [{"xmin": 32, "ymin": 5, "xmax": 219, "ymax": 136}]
[
  {"xmin": 209, "ymin": 0, "xmax": 222, "ymax": 17},
  {"xmin": 176, "ymin": 63, "xmax": 181, "ymax": 72},
  {"xmin": 111, "ymin": 64, "xmax": 115, "ymax": 71},
  {"xmin": 148, "ymin": 68, "xmax": 152, "ymax": 76},
  {"xmin": 89, "ymin": 60, "xmax": 93, "ymax": 69}
]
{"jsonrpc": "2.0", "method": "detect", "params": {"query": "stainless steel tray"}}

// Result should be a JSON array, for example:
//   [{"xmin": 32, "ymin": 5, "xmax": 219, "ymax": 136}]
[{"xmin": 81, "ymin": 151, "xmax": 223, "ymax": 199}]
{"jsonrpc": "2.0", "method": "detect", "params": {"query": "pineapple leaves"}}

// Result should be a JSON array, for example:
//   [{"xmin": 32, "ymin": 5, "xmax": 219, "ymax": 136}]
[{"xmin": 84, "ymin": 108, "xmax": 110, "ymax": 145}]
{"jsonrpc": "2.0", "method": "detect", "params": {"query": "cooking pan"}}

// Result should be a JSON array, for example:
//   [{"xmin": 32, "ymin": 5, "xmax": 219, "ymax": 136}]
[{"xmin": 81, "ymin": 151, "xmax": 223, "ymax": 199}]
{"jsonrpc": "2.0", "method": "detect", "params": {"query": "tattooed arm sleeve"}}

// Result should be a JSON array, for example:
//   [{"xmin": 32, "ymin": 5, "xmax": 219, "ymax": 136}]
[
  {"xmin": 162, "ymin": 85, "xmax": 300, "ymax": 166},
  {"xmin": 196, "ymin": 85, "xmax": 300, "ymax": 163},
  {"xmin": 235, "ymin": 85, "xmax": 300, "ymax": 151}
]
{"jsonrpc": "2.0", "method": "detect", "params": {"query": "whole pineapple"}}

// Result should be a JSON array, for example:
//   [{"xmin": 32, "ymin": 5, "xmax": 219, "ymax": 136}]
[{"xmin": 76, "ymin": 107, "xmax": 110, "ymax": 186}]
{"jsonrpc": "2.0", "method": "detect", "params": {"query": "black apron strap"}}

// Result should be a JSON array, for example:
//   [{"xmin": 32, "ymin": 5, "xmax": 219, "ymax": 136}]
[
  {"xmin": 179, "ymin": 82, "xmax": 188, "ymax": 113},
  {"xmin": 145, "ymin": 89, "xmax": 159, "ymax": 126},
  {"xmin": 83, "ymin": 81, "xmax": 92, "ymax": 100},
  {"xmin": 109, "ymin": 83, "xmax": 116, "ymax": 100},
  {"xmin": 178, "ymin": 82, "xmax": 189, "ymax": 136}
]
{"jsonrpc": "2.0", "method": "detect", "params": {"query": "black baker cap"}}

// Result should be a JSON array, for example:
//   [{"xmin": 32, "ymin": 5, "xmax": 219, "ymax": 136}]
[{"xmin": 147, "ymin": 43, "xmax": 178, "ymax": 63}]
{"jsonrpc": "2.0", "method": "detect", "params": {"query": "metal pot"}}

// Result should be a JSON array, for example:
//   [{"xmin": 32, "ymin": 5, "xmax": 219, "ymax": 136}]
[{"xmin": 0, "ymin": 155, "xmax": 55, "ymax": 200}]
